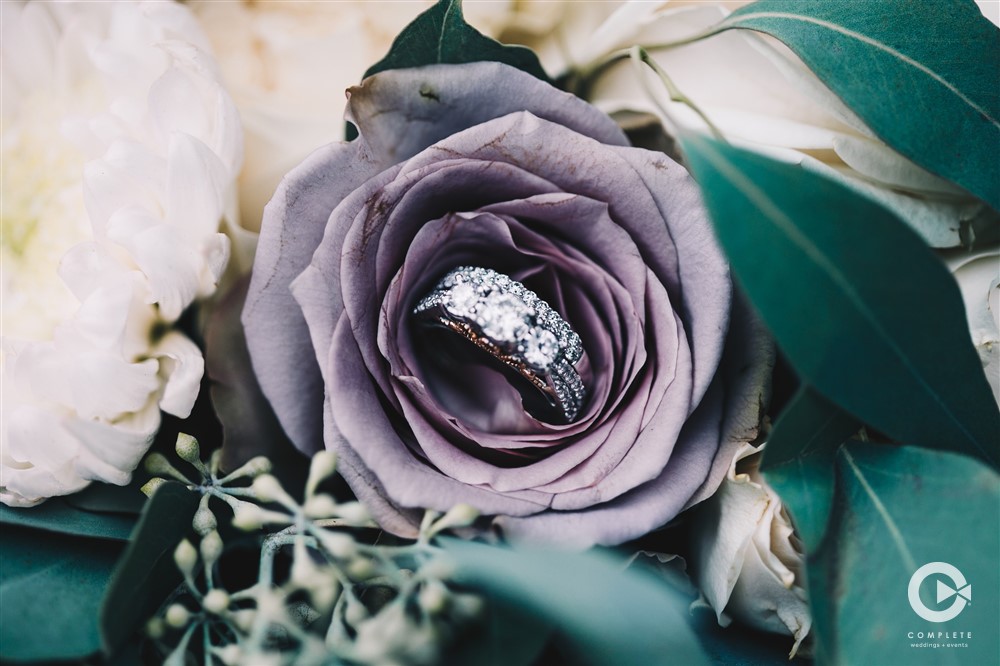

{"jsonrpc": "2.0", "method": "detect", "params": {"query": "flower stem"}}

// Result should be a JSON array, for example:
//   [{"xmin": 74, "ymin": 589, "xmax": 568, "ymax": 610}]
[
  {"xmin": 570, "ymin": 19, "xmax": 726, "ymax": 97},
  {"xmin": 628, "ymin": 45, "xmax": 727, "ymax": 143}
]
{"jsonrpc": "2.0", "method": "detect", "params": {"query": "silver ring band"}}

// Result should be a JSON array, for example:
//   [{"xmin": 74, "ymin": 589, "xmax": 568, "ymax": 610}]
[{"xmin": 413, "ymin": 266, "xmax": 585, "ymax": 423}]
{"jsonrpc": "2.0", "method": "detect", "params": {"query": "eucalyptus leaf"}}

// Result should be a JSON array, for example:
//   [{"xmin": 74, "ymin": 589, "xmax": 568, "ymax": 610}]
[
  {"xmin": 805, "ymin": 443, "xmax": 999, "ymax": 665},
  {"xmin": 0, "ymin": 527, "xmax": 122, "ymax": 661},
  {"xmin": 680, "ymin": 135, "xmax": 1000, "ymax": 468},
  {"xmin": 762, "ymin": 385, "xmax": 860, "ymax": 472},
  {"xmin": 720, "ymin": 0, "xmax": 1000, "ymax": 209},
  {"xmin": 348, "ymin": 0, "xmax": 551, "ymax": 140},
  {"xmin": 0, "ymin": 496, "xmax": 136, "ymax": 541},
  {"xmin": 689, "ymin": 606, "xmax": 794, "ymax": 666},
  {"xmin": 627, "ymin": 553, "xmax": 793, "ymax": 664},
  {"xmin": 762, "ymin": 440, "xmax": 839, "ymax": 552},
  {"xmin": 363, "ymin": 0, "xmax": 550, "ymax": 83},
  {"xmin": 445, "ymin": 589, "xmax": 553, "ymax": 666},
  {"xmin": 441, "ymin": 538, "xmax": 709, "ymax": 666},
  {"xmin": 63, "ymin": 476, "xmax": 147, "ymax": 515},
  {"xmin": 99, "ymin": 482, "xmax": 200, "ymax": 655}
]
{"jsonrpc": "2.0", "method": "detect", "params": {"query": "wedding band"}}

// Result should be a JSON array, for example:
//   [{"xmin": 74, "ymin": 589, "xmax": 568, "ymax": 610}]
[{"xmin": 413, "ymin": 266, "xmax": 586, "ymax": 423}]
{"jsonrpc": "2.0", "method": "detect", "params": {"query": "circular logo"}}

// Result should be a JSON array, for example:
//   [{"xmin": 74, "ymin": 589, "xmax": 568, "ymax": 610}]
[{"xmin": 908, "ymin": 562, "xmax": 971, "ymax": 623}]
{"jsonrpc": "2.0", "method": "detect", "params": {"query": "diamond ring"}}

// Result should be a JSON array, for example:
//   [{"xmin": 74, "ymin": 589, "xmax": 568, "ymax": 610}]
[{"xmin": 413, "ymin": 266, "xmax": 586, "ymax": 423}]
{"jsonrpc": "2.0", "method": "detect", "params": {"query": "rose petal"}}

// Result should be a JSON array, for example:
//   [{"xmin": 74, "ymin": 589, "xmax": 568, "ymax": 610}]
[
  {"xmin": 244, "ymin": 140, "xmax": 381, "ymax": 452},
  {"xmin": 493, "ymin": 290, "xmax": 772, "ymax": 546},
  {"xmin": 833, "ymin": 134, "xmax": 966, "ymax": 196},
  {"xmin": 346, "ymin": 62, "xmax": 628, "ymax": 166},
  {"xmin": 492, "ymin": 374, "xmax": 727, "ymax": 548},
  {"xmin": 246, "ymin": 62, "xmax": 759, "ymax": 547},
  {"xmin": 326, "ymin": 315, "xmax": 553, "ymax": 519},
  {"xmin": 249, "ymin": 62, "xmax": 627, "ymax": 456}
]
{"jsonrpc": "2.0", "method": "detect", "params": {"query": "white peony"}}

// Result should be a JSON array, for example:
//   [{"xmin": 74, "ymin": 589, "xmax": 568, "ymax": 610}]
[
  {"xmin": 537, "ymin": 1, "xmax": 997, "ymax": 248},
  {"xmin": 1, "ymin": 0, "xmax": 241, "ymax": 506},
  {"xmin": 690, "ymin": 442, "xmax": 811, "ymax": 657},
  {"xmin": 188, "ymin": 0, "xmax": 566, "ymax": 233}
]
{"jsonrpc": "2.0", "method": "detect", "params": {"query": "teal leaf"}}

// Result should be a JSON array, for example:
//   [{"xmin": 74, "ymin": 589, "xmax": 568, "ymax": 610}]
[
  {"xmin": 363, "ymin": 0, "xmax": 550, "ymax": 83},
  {"xmin": 721, "ymin": 0, "xmax": 1000, "ymax": 209},
  {"xmin": 762, "ymin": 385, "xmax": 860, "ymax": 471},
  {"xmin": 441, "ymin": 538, "xmax": 709, "ymax": 666},
  {"xmin": 689, "ymin": 606, "xmax": 794, "ymax": 666},
  {"xmin": 99, "ymin": 482, "xmax": 200, "ymax": 655},
  {"xmin": 681, "ymin": 135, "xmax": 1000, "ymax": 469},
  {"xmin": 629, "ymin": 552, "xmax": 793, "ymax": 664},
  {"xmin": 0, "ymin": 527, "xmax": 122, "ymax": 661},
  {"xmin": 806, "ymin": 443, "xmax": 999, "ymax": 665},
  {"xmin": 348, "ymin": 0, "xmax": 551, "ymax": 141},
  {"xmin": 0, "ymin": 496, "xmax": 136, "ymax": 541},
  {"xmin": 445, "ymin": 591, "xmax": 553, "ymax": 666},
  {"xmin": 762, "ymin": 446, "xmax": 841, "ymax": 552},
  {"xmin": 63, "ymin": 476, "xmax": 147, "ymax": 515}
]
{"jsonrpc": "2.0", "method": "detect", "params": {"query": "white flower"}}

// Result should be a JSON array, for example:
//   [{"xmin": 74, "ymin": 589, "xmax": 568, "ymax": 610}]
[
  {"xmin": 556, "ymin": 1, "xmax": 997, "ymax": 248},
  {"xmin": 188, "ymin": 0, "xmax": 563, "ymax": 233},
  {"xmin": 1, "ymin": 0, "xmax": 241, "ymax": 506},
  {"xmin": 690, "ymin": 442, "xmax": 811, "ymax": 657},
  {"xmin": 976, "ymin": 1, "xmax": 1000, "ymax": 27},
  {"xmin": 947, "ymin": 248, "xmax": 1000, "ymax": 405}
]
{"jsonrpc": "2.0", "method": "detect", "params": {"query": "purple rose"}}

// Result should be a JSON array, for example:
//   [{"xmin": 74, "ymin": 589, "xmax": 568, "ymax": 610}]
[{"xmin": 243, "ymin": 62, "xmax": 772, "ymax": 546}]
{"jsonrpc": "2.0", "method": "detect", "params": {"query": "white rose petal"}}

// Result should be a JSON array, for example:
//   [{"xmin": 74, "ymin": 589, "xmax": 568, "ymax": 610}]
[
  {"xmin": 1, "ymin": 0, "xmax": 241, "ymax": 506},
  {"xmin": 691, "ymin": 442, "xmax": 811, "ymax": 657},
  {"xmin": 947, "ymin": 249, "xmax": 1000, "ymax": 406},
  {"xmin": 580, "ymin": 1, "xmax": 995, "ymax": 248},
  {"xmin": 752, "ymin": 143, "xmax": 979, "ymax": 248},
  {"xmin": 832, "ymin": 135, "xmax": 967, "ymax": 197}
]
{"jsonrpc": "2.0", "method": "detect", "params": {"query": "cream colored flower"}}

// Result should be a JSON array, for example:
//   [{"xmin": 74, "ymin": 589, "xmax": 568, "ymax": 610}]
[
  {"xmin": 947, "ymin": 248, "xmax": 1000, "ymax": 405},
  {"xmin": 1, "ymin": 0, "xmax": 241, "ymax": 506},
  {"xmin": 189, "ymin": 0, "xmax": 564, "ymax": 233},
  {"xmin": 975, "ymin": 1, "xmax": 1000, "ymax": 27},
  {"xmin": 556, "ymin": 1, "xmax": 997, "ymax": 248},
  {"xmin": 690, "ymin": 442, "xmax": 811, "ymax": 657}
]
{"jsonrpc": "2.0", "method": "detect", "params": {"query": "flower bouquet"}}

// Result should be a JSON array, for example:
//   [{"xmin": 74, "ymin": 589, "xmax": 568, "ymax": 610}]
[{"xmin": 2, "ymin": 1, "xmax": 998, "ymax": 664}]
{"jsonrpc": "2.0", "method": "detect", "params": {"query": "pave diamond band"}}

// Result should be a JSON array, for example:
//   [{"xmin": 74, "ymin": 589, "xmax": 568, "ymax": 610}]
[{"xmin": 413, "ymin": 266, "xmax": 586, "ymax": 423}]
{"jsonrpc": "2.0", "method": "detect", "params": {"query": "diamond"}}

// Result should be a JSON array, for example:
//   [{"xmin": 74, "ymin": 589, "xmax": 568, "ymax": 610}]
[
  {"xmin": 445, "ymin": 283, "xmax": 478, "ymax": 318},
  {"xmin": 480, "ymin": 292, "xmax": 529, "ymax": 342},
  {"xmin": 522, "ymin": 327, "xmax": 559, "ymax": 369}
]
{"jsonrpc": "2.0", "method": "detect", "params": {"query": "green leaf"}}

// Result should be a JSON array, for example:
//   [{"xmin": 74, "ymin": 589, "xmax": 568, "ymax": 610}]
[
  {"xmin": 762, "ymin": 446, "xmax": 840, "ymax": 552},
  {"xmin": 99, "ymin": 482, "xmax": 200, "ymax": 655},
  {"xmin": 363, "ymin": 0, "xmax": 550, "ymax": 83},
  {"xmin": 0, "ymin": 527, "xmax": 122, "ymax": 661},
  {"xmin": 720, "ymin": 0, "xmax": 1000, "ymax": 209},
  {"xmin": 64, "ymin": 476, "xmax": 148, "ymax": 515},
  {"xmin": 688, "ymin": 606, "xmax": 793, "ymax": 666},
  {"xmin": 681, "ymin": 135, "xmax": 1000, "ymax": 469},
  {"xmin": 441, "ymin": 538, "xmax": 709, "ymax": 666},
  {"xmin": 762, "ymin": 385, "xmax": 860, "ymax": 471},
  {"xmin": 0, "ymin": 496, "xmax": 136, "ymax": 542},
  {"xmin": 805, "ymin": 443, "xmax": 999, "ymax": 665},
  {"xmin": 629, "ymin": 553, "xmax": 792, "ymax": 664},
  {"xmin": 446, "ymin": 590, "xmax": 553, "ymax": 666},
  {"xmin": 348, "ymin": 0, "xmax": 551, "ymax": 141}
]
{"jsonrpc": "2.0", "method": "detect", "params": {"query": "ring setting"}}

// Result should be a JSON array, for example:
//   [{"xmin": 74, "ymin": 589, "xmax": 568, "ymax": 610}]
[{"xmin": 413, "ymin": 266, "xmax": 586, "ymax": 423}]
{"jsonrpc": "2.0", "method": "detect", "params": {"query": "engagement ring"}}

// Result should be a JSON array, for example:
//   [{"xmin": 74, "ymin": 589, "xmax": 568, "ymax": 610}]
[{"xmin": 413, "ymin": 266, "xmax": 586, "ymax": 423}]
